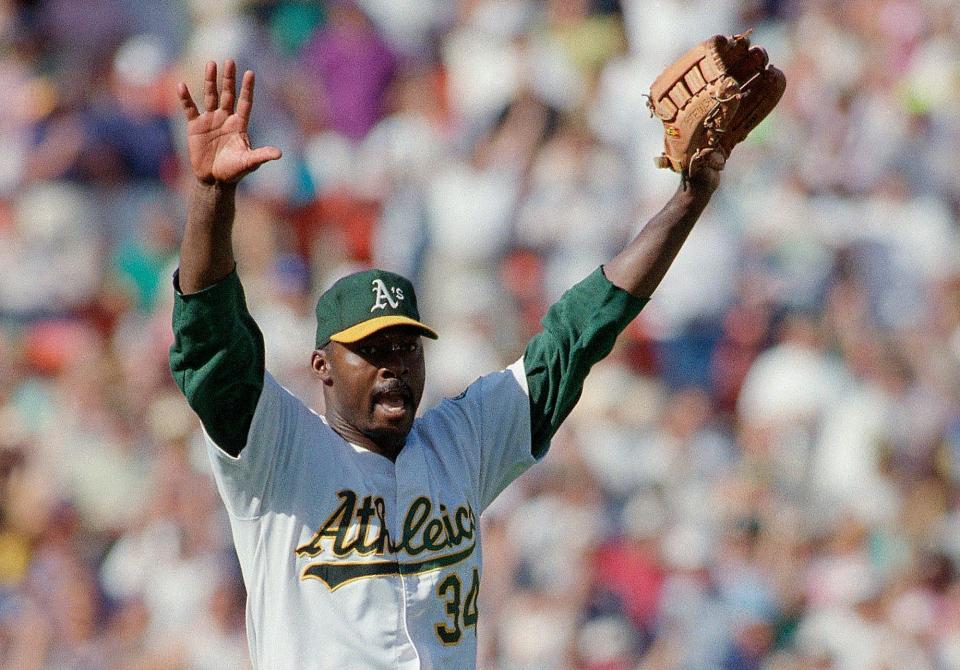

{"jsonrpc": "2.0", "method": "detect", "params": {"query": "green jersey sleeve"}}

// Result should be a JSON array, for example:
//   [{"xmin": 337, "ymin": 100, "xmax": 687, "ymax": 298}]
[
  {"xmin": 169, "ymin": 268, "xmax": 265, "ymax": 456},
  {"xmin": 523, "ymin": 266, "xmax": 648, "ymax": 458}
]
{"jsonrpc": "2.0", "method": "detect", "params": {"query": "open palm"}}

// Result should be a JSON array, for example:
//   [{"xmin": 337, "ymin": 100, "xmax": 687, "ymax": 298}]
[{"xmin": 178, "ymin": 60, "xmax": 282, "ymax": 184}]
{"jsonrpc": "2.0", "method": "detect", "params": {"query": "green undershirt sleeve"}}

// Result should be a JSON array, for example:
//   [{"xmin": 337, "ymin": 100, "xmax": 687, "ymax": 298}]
[
  {"xmin": 523, "ymin": 266, "xmax": 648, "ymax": 458},
  {"xmin": 169, "ymin": 268, "xmax": 265, "ymax": 456}
]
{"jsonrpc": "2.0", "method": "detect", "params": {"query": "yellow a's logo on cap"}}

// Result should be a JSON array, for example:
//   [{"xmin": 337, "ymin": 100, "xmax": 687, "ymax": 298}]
[{"xmin": 371, "ymin": 279, "xmax": 405, "ymax": 312}]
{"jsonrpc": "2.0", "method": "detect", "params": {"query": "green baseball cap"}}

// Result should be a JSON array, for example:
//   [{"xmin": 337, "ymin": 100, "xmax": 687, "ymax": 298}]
[{"xmin": 315, "ymin": 269, "xmax": 438, "ymax": 348}]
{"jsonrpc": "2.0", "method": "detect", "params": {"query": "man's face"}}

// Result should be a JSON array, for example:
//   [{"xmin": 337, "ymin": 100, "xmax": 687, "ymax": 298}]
[{"xmin": 312, "ymin": 326, "xmax": 426, "ymax": 454}]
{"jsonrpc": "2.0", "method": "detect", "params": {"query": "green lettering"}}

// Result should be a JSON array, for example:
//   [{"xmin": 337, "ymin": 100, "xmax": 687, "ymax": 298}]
[
  {"xmin": 373, "ymin": 498, "xmax": 392, "ymax": 554},
  {"xmin": 454, "ymin": 506, "xmax": 474, "ymax": 542},
  {"xmin": 295, "ymin": 490, "xmax": 357, "ymax": 557},
  {"xmin": 423, "ymin": 518, "xmax": 446, "ymax": 551},
  {"xmin": 353, "ymin": 496, "xmax": 380, "ymax": 554},
  {"xmin": 398, "ymin": 497, "xmax": 432, "ymax": 556},
  {"xmin": 441, "ymin": 506, "xmax": 461, "ymax": 546}
]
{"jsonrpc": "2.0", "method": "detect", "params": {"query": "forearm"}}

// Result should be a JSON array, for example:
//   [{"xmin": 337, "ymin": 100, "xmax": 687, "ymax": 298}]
[
  {"xmin": 605, "ymin": 182, "xmax": 714, "ymax": 299},
  {"xmin": 170, "ymin": 269, "xmax": 265, "ymax": 456},
  {"xmin": 178, "ymin": 181, "xmax": 238, "ymax": 294},
  {"xmin": 524, "ymin": 268, "xmax": 648, "ymax": 457}
]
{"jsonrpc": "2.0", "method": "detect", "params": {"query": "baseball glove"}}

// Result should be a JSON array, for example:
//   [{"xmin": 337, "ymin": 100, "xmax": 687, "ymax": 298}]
[{"xmin": 647, "ymin": 30, "xmax": 786, "ymax": 175}]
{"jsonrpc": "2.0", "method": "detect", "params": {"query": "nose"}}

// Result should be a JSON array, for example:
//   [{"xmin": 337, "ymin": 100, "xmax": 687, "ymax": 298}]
[{"xmin": 379, "ymin": 344, "xmax": 409, "ymax": 377}]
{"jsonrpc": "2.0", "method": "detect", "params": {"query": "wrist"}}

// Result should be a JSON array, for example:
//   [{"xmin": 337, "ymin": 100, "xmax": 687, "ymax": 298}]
[
  {"xmin": 675, "ymin": 181, "xmax": 714, "ymax": 206},
  {"xmin": 193, "ymin": 179, "xmax": 237, "ymax": 197}
]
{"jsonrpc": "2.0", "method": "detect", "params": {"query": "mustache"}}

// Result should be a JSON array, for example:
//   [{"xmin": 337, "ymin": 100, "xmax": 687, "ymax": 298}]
[{"xmin": 373, "ymin": 379, "xmax": 413, "ymax": 402}]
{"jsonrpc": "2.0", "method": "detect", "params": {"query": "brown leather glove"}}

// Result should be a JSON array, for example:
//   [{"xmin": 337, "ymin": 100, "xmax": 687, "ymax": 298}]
[{"xmin": 647, "ymin": 31, "xmax": 786, "ymax": 175}]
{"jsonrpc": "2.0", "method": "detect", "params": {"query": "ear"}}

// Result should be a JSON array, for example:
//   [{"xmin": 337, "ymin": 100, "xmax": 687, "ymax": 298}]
[{"xmin": 311, "ymin": 349, "xmax": 334, "ymax": 386}]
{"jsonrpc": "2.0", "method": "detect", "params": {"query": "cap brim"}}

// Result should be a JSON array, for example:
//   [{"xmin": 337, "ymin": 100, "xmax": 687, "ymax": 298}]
[{"xmin": 329, "ymin": 315, "xmax": 439, "ymax": 343}]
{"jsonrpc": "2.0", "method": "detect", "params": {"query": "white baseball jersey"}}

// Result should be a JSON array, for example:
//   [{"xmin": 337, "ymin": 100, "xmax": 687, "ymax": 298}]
[
  {"xmin": 206, "ymin": 362, "xmax": 535, "ymax": 669},
  {"xmin": 172, "ymin": 265, "xmax": 647, "ymax": 669}
]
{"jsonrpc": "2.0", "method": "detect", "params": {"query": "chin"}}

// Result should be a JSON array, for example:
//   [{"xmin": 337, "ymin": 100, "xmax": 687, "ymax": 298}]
[{"xmin": 366, "ymin": 424, "xmax": 412, "ymax": 451}]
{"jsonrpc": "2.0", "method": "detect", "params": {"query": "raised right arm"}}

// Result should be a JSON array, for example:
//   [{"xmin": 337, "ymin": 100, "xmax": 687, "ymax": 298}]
[
  {"xmin": 170, "ymin": 60, "xmax": 282, "ymax": 456},
  {"xmin": 177, "ymin": 60, "xmax": 281, "ymax": 291}
]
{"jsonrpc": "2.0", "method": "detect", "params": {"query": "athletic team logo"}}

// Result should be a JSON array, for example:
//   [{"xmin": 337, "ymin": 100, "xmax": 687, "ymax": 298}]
[
  {"xmin": 370, "ymin": 279, "xmax": 404, "ymax": 312},
  {"xmin": 296, "ymin": 490, "xmax": 477, "ymax": 591}
]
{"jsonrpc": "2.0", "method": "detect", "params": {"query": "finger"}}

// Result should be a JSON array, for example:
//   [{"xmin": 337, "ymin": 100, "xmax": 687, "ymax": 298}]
[
  {"xmin": 236, "ymin": 146, "xmax": 283, "ymax": 180},
  {"xmin": 203, "ymin": 61, "xmax": 218, "ymax": 112},
  {"xmin": 178, "ymin": 82, "xmax": 200, "ymax": 121},
  {"xmin": 219, "ymin": 59, "xmax": 236, "ymax": 112},
  {"xmin": 706, "ymin": 149, "xmax": 726, "ymax": 171},
  {"xmin": 236, "ymin": 70, "xmax": 256, "ymax": 127},
  {"xmin": 247, "ymin": 145, "xmax": 283, "ymax": 168}
]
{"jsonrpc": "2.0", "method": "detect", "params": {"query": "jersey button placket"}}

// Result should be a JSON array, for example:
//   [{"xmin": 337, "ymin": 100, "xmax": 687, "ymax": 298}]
[{"xmin": 393, "ymin": 448, "xmax": 421, "ymax": 669}]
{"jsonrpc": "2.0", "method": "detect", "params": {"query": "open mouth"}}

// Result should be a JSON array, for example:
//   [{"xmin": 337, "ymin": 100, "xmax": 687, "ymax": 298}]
[{"xmin": 373, "ymin": 385, "xmax": 412, "ymax": 418}]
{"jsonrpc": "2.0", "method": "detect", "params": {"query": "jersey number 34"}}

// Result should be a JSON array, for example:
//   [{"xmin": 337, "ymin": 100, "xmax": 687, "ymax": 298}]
[{"xmin": 435, "ymin": 568, "xmax": 480, "ymax": 645}]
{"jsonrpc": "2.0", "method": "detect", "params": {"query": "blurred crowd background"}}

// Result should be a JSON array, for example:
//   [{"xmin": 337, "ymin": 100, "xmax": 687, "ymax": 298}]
[{"xmin": 1, "ymin": 0, "xmax": 959, "ymax": 667}]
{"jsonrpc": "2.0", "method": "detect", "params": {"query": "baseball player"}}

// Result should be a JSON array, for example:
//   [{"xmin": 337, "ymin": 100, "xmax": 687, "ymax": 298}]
[{"xmin": 170, "ymin": 59, "xmax": 728, "ymax": 669}]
